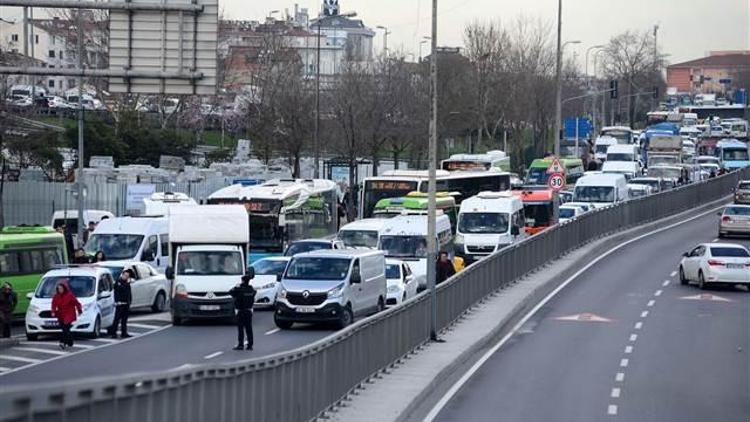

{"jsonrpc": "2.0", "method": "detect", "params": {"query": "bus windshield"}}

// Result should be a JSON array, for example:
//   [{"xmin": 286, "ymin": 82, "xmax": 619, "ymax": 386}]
[
  {"xmin": 525, "ymin": 168, "xmax": 550, "ymax": 185},
  {"xmin": 379, "ymin": 235, "xmax": 428, "ymax": 258},
  {"xmin": 363, "ymin": 180, "xmax": 419, "ymax": 219},
  {"xmin": 85, "ymin": 234, "xmax": 144, "ymax": 261},
  {"xmin": 722, "ymin": 149, "xmax": 749, "ymax": 161},
  {"xmin": 338, "ymin": 230, "xmax": 379, "ymax": 248},
  {"xmin": 458, "ymin": 213, "xmax": 509, "ymax": 234},
  {"xmin": 574, "ymin": 186, "xmax": 615, "ymax": 203}
]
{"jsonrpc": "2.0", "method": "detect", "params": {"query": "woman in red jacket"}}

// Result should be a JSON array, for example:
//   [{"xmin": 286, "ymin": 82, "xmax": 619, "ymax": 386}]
[{"xmin": 51, "ymin": 282, "xmax": 82, "ymax": 350}]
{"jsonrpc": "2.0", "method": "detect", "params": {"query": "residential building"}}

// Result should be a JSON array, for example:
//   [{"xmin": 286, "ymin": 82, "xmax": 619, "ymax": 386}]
[{"xmin": 667, "ymin": 51, "xmax": 750, "ymax": 94}]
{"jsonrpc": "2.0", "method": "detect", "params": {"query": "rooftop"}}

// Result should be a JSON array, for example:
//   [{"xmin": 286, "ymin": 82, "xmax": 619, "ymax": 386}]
[{"xmin": 669, "ymin": 52, "xmax": 750, "ymax": 69}]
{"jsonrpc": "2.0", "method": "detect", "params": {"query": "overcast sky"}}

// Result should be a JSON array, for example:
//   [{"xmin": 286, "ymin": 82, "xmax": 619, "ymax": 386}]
[
  {"xmin": 218, "ymin": 0, "xmax": 750, "ymax": 67},
  {"xmin": 1, "ymin": 0, "xmax": 747, "ymax": 67}
]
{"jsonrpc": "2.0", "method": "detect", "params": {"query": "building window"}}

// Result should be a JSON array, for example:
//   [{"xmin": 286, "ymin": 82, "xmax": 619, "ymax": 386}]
[
  {"xmin": 35, "ymin": 35, "xmax": 39, "ymax": 44},
  {"xmin": 11, "ymin": 34, "xmax": 18, "ymax": 42},
  {"xmin": 48, "ymin": 80, "xmax": 55, "ymax": 88},
  {"xmin": 48, "ymin": 50, "xmax": 55, "ymax": 58}
]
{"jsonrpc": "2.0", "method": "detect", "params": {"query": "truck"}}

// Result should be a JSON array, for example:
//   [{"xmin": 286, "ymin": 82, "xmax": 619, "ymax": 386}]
[
  {"xmin": 647, "ymin": 135, "xmax": 683, "ymax": 168},
  {"xmin": 166, "ymin": 205, "xmax": 250, "ymax": 325}
]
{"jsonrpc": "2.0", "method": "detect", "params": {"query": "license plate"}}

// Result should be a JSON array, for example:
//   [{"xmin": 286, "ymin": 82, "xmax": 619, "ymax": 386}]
[
  {"xmin": 726, "ymin": 264, "xmax": 744, "ymax": 269},
  {"xmin": 43, "ymin": 320, "xmax": 59, "ymax": 328},
  {"xmin": 199, "ymin": 305, "xmax": 221, "ymax": 311},
  {"xmin": 296, "ymin": 307, "xmax": 316, "ymax": 313}
]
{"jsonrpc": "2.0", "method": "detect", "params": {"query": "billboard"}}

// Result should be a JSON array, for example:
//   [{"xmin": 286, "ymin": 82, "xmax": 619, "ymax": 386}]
[{"xmin": 109, "ymin": 0, "xmax": 218, "ymax": 95}]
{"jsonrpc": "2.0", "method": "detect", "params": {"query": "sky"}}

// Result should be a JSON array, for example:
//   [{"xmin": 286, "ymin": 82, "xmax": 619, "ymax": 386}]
[
  {"xmin": 217, "ymin": 0, "xmax": 750, "ymax": 67},
  {"xmin": 0, "ymin": 0, "xmax": 747, "ymax": 68}
]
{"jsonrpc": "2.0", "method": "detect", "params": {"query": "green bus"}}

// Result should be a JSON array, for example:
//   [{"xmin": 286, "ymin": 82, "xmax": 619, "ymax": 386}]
[
  {"xmin": 374, "ymin": 192, "xmax": 459, "ymax": 234},
  {"xmin": 0, "ymin": 226, "xmax": 68, "ymax": 315},
  {"xmin": 524, "ymin": 158, "xmax": 585, "ymax": 186}
]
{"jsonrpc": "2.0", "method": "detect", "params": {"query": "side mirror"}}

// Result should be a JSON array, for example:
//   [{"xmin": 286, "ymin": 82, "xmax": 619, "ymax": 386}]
[
  {"xmin": 511, "ymin": 226, "xmax": 520, "ymax": 236},
  {"xmin": 165, "ymin": 266, "xmax": 175, "ymax": 280},
  {"xmin": 142, "ymin": 251, "xmax": 154, "ymax": 262},
  {"xmin": 245, "ymin": 266, "xmax": 255, "ymax": 280},
  {"xmin": 350, "ymin": 272, "xmax": 362, "ymax": 284},
  {"xmin": 26, "ymin": 292, "xmax": 34, "ymax": 299}
]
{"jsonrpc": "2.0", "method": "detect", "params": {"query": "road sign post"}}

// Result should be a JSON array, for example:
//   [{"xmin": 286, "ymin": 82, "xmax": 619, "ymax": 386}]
[
  {"xmin": 548, "ymin": 172, "xmax": 566, "ymax": 192},
  {"xmin": 546, "ymin": 157, "xmax": 566, "ymax": 224}
]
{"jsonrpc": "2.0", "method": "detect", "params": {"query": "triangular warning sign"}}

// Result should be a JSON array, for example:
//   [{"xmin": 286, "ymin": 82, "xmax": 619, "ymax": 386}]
[
  {"xmin": 546, "ymin": 157, "xmax": 565, "ymax": 174},
  {"xmin": 554, "ymin": 313, "xmax": 613, "ymax": 323},
  {"xmin": 679, "ymin": 294, "xmax": 733, "ymax": 303}
]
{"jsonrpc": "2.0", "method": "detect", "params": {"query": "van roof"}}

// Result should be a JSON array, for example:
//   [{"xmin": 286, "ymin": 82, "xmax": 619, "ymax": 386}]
[
  {"xmin": 294, "ymin": 249, "xmax": 385, "ymax": 259},
  {"xmin": 380, "ymin": 214, "xmax": 451, "ymax": 236},
  {"xmin": 606, "ymin": 144, "xmax": 636, "ymax": 152},
  {"xmin": 575, "ymin": 173, "xmax": 627, "ymax": 186},
  {"xmin": 460, "ymin": 192, "xmax": 522, "ymax": 213},
  {"xmin": 93, "ymin": 216, "xmax": 168, "ymax": 234},
  {"xmin": 339, "ymin": 218, "xmax": 389, "ymax": 232}
]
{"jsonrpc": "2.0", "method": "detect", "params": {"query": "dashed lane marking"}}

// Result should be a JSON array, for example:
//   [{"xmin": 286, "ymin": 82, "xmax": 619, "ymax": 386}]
[
  {"xmin": 647, "ymin": 300, "xmax": 655, "ymax": 307},
  {"xmin": 640, "ymin": 311, "xmax": 649, "ymax": 318},
  {"xmin": 662, "ymin": 280, "xmax": 670, "ymax": 287},
  {"xmin": 0, "ymin": 355, "xmax": 42, "ymax": 364},
  {"xmin": 634, "ymin": 322, "xmax": 643, "ymax": 330},
  {"xmin": 611, "ymin": 388, "xmax": 621, "ymax": 398},
  {"xmin": 670, "ymin": 271, "xmax": 677, "ymax": 277},
  {"xmin": 654, "ymin": 290, "xmax": 663, "ymax": 297},
  {"xmin": 608, "ymin": 405, "xmax": 618, "ymax": 415},
  {"xmin": 265, "ymin": 328, "xmax": 281, "ymax": 335},
  {"xmin": 13, "ymin": 347, "xmax": 67, "ymax": 356},
  {"xmin": 615, "ymin": 372, "xmax": 625, "ymax": 382},
  {"xmin": 204, "ymin": 351, "xmax": 223, "ymax": 359},
  {"xmin": 629, "ymin": 334, "xmax": 638, "ymax": 342},
  {"xmin": 620, "ymin": 358, "xmax": 629, "ymax": 368},
  {"xmin": 624, "ymin": 346, "xmax": 633, "ymax": 354}
]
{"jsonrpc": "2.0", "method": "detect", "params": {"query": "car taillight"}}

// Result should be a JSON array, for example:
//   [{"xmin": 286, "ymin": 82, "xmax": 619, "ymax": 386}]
[
  {"xmin": 708, "ymin": 260, "xmax": 725, "ymax": 266},
  {"xmin": 722, "ymin": 216, "xmax": 731, "ymax": 222}
]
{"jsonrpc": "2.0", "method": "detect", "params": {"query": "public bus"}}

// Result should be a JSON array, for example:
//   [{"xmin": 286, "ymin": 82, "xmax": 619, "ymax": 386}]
[
  {"xmin": 208, "ymin": 179, "xmax": 338, "ymax": 252},
  {"xmin": 513, "ymin": 189, "xmax": 558, "ymax": 235},
  {"xmin": 600, "ymin": 126, "xmax": 635, "ymax": 145},
  {"xmin": 373, "ymin": 192, "xmax": 459, "ymax": 234},
  {"xmin": 0, "ymin": 226, "xmax": 68, "ymax": 315},
  {"xmin": 714, "ymin": 139, "xmax": 750, "ymax": 170},
  {"xmin": 524, "ymin": 158, "xmax": 585, "ymax": 187},
  {"xmin": 441, "ymin": 150, "xmax": 511, "ymax": 172},
  {"xmin": 360, "ymin": 169, "xmax": 512, "ymax": 219}
]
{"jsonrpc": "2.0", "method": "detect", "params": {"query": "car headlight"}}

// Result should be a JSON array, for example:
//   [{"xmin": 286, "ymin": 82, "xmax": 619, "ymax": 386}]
[
  {"xmin": 327, "ymin": 283, "xmax": 345, "ymax": 298},
  {"xmin": 278, "ymin": 289, "xmax": 287, "ymax": 299},
  {"xmin": 455, "ymin": 234, "xmax": 464, "ymax": 244},
  {"xmin": 387, "ymin": 285, "xmax": 401, "ymax": 293},
  {"xmin": 260, "ymin": 282, "xmax": 276, "ymax": 290}
]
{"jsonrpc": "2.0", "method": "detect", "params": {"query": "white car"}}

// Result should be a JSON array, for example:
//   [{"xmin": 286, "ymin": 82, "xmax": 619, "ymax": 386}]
[
  {"xmin": 558, "ymin": 205, "xmax": 586, "ymax": 224},
  {"xmin": 385, "ymin": 259, "xmax": 419, "ymax": 306},
  {"xmin": 25, "ymin": 266, "xmax": 116, "ymax": 340},
  {"xmin": 249, "ymin": 256, "xmax": 290, "ymax": 307},
  {"xmin": 99, "ymin": 262, "xmax": 170, "ymax": 312},
  {"xmin": 563, "ymin": 202, "xmax": 595, "ymax": 213},
  {"xmin": 679, "ymin": 243, "xmax": 750, "ymax": 289}
]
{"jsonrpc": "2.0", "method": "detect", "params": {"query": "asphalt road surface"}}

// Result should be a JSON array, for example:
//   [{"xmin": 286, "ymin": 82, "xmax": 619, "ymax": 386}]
[{"xmin": 431, "ymin": 207, "xmax": 750, "ymax": 422}]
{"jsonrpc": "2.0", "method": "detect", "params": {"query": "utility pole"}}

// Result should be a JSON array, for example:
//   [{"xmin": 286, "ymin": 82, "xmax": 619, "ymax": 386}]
[
  {"xmin": 427, "ymin": 0, "xmax": 438, "ymax": 342},
  {"xmin": 76, "ymin": 5, "xmax": 85, "ymax": 246},
  {"xmin": 314, "ymin": 17, "xmax": 321, "ymax": 178},
  {"xmin": 553, "ymin": 0, "xmax": 562, "ymax": 156},
  {"xmin": 652, "ymin": 24, "xmax": 659, "ymax": 110}
]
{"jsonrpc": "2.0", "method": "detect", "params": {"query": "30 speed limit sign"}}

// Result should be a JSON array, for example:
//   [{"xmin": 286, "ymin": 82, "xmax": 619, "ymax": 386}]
[{"xmin": 548, "ymin": 172, "xmax": 566, "ymax": 191}]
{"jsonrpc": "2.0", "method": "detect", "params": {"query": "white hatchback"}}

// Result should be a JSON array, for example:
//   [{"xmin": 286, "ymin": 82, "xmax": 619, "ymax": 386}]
[
  {"xmin": 25, "ymin": 266, "xmax": 116, "ymax": 340},
  {"xmin": 249, "ymin": 257, "xmax": 290, "ymax": 307},
  {"xmin": 385, "ymin": 259, "xmax": 419, "ymax": 307},
  {"xmin": 98, "ymin": 262, "xmax": 170, "ymax": 312},
  {"xmin": 679, "ymin": 243, "xmax": 750, "ymax": 289}
]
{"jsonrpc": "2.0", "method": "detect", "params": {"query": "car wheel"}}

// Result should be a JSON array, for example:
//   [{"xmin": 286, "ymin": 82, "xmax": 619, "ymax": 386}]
[
  {"xmin": 26, "ymin": 332, "xmax": 38, "ymax": 341},
  {"xmin": 679, "ymin": 266, "xmax": 688, "ymax": 285},
  {"xmin": 274, "ymin": 317, "xmax": 293, "ymax": 330},
  {"xmin": 698, "ymin": 271, "xmax": 708, "ymax": 290},
  {"xmin": 151, "ymin": 292, "xmax": 167, "ymax": 313},
  {"xmin": 336, "ymin": 305, "xmax": 354, "ymax": 330},
  {"xmin": 88, "ymin": 316, "xmax": 101, "ymax": 339}
]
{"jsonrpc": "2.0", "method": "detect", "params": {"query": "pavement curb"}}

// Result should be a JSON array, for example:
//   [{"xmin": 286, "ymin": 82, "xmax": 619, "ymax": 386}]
[{"xmin": 325, "ymin": 196, "xmax": 731, "ymax": 422}]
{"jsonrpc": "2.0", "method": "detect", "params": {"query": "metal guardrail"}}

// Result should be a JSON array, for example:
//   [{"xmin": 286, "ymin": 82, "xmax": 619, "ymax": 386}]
[{"xmin": 1, "ymin": 169, "xmax": 748, "ymax": 422}]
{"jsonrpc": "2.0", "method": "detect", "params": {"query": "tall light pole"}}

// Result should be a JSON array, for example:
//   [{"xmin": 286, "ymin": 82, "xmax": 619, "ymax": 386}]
[
  {"xmin": 554, "ymin": 30, "xmax": 579, "ymax": 156},
  {"xmin": 419, "ymin": 37, "xmax": 430, "ymax": 62},
  {"xmin": 427, "ymin": 0, "xmax": 439, "ymax": 342},
  {"xmin": 76, "ymin": 5, "xmax": 85, "ymax": 246},
  {"xmin": 652, "ymin": 24, "xmax": 660, "ymax": 109},
  {"xmin": 376, "ymin": 25, "xmax": 391, "ymax": 56},
  {"xmin": 585, "ymin": 45, "xmax": 605, "ymax": 78},
  {"xmin": 585, "ymin": 45, "xmax": 604, "ymax": 132},
  {"xmin": 593, "ymin": 48, "xmax": 607, "ymax": 134}
]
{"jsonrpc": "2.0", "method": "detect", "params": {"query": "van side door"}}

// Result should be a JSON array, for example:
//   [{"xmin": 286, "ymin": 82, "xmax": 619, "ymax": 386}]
[
  {"xmin": 158, "ymin": 234, "xmax": 169, "ymax": 272},
  {"xmin": 349, "ymin": 259, "xmax": 364, "ymax": 315}
]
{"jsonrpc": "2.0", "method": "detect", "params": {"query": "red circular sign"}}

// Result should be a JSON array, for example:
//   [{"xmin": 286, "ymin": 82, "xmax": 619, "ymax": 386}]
[{"xmin": 548, "ymin": 172, "xmax": 566, "ymax": 191}]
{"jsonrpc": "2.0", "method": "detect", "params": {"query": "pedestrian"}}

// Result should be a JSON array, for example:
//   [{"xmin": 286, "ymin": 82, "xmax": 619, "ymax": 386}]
[
  {"xmin": 51, "ymin": 282, "xmax": 81, "ymax": 349},
  {"xmin": 435, "ymin": 251, "xmax": 456, "ymax": 285},
  {"xmin": 83, "ymin": 221, "xmax": 97, "ymax": 245},
  {"xmin": 0, "ymin": 282, "xmax": 18, "ymax": 338},
  {"xmin": 93, "ymin": 250, "xmax": 107, "ymax": 263},
  {"xmin": 110, "ymin": 269, "xmax": 133, "ymax": 339},
  {"xmin": 229, "ymin": 269, "xmax": 256, "ymax": 351},
  {"xmin": 72, "ymin": 248, "xmax": 90, "ymax": 264}
]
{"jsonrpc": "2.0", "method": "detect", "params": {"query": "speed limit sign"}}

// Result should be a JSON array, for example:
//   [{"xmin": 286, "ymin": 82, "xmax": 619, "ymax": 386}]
[{"xmin": 548, "ymin": 172, "xmax": 566, "ymax": 191}]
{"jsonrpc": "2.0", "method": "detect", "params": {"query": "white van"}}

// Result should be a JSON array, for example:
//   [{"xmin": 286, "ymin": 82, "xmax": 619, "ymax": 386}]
[
  {"xmin": 377, "ymin": 214, "xmax": 453, "ymax": 289},
  {"xmin": 573, "ymin": 173, "xmax": 629, "ymax": 209},
  {"xmin": 594, "ymin": 136, "xmax": 618, "ymax": 162},
  {"xmin": 84, "ymin": 216, "xmax": 169, "ymax": 272},
  {"xmin": 337, "ymin": 218, "xmax": 388, "ymax": 249},
  {"xmin": 455, "ymin": 192, "xmax": 526, "ymax": 264},
  {"xmin": 602, "ymin": 161, "xmax": 641, "ymax": 181},
  {"xmin": 274, "ymin": 249, "xmax": 387, "ymax": 329},
  {"xmin": 606, "ymin": 144, "xmax": 640, "ymax": 164}
]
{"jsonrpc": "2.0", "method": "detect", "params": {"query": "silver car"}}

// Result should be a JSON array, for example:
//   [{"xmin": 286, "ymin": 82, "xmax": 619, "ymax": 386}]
[
  {"xmin": 718, "ymin": 205, "xmax": 750, "ymax": 238},
  {"xmin": 734, "ymin": 180, "xmax": 750, "ymax": 204}
]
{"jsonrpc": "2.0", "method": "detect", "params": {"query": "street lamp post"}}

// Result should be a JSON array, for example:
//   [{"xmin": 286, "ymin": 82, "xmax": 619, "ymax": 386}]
[
  {"xmin": 554, "ymin": 37, "xmax": 580, "ymax": 155},
  {"xmin": 418, "ymin": 37, "xmax": 430, "ymax": 62},
  {"xmin": 585, "ymin": 45, "xmax": 605, "ymax": 78},
  {"xmin": 585, "ymin": 45, "xmax": 604, "ymax": 132},
  {"xmin": 427, "ymin": 0, "xmax": 439, "ymax": 342},
  {"xmin": 376, "ymin": 25, "xmax": 391, "ymax": 56}
]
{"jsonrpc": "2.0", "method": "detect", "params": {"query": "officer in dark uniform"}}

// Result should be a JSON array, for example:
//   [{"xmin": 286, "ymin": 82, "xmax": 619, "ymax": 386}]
[{"xmin": 229, "ymin": 269, "xmax": 256, "ymax": 351}]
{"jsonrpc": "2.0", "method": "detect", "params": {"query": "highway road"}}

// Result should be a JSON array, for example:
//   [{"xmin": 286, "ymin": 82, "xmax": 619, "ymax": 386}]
[
  {"xmin": 0, "ymin": 309, "xmax": 335, "ymax": 387},
  {"xmin": 429, "ymin": 207, "xmax": 750, "ymax": 422}
]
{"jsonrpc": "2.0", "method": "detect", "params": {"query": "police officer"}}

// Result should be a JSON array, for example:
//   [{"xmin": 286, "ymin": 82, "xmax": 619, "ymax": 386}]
[
  {"xmin": 229, "ymin": 269, "xmax": 256, "ymax": 351},
  {"xmin": 110, "ymin": 269, "xmax": 133, "ymax": 339}
]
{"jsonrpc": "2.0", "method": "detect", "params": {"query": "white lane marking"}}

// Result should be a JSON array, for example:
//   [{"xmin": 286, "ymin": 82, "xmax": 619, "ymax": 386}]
[
  {"xmin": 712, "ymin": 238, "xmax": 719, "ymax": 242},
  {"xmin": 0, "ymin": 366, "xmax": 10, "ymax": 372},
  {"xmin": 634, "ymin": 322, "xmax": 643, "ymax": 330},
  {"xmin": 422, "ymin": 204, "xmax": 727, "ymax": 422},
  {"xmin": 611, "ymin": 388, "xmax": 621, "ymax": 398},
  {"xmin": 620, "ymin": 358, "xmax": 629, "ymax": 368},
  {"xmin": 615, "ymin": 372, "xmax": 625, "ymax": 382},
  {"xmin": 204, "ymin": 351, "xmax": 223, "ymax": 360},
  {"xmin": 89, "ymin": 338, "xmax": 118, "ymax": 344},
  {"xmin": 624, "ymin": 346, "xmax": 633, "ymax": 354},
  {"xmin": 608, "ymin": 404, "xmax": 618, "ymax": 415},
  {"xmin": 13, "ymin": 347, "xmax": 67, "ymax": 356},
  {"xmin": 127, "ymin": 323, "xmax": 161, "ymax": 330},
  {"xmin": 662, "ymin": 280, "xmax": 670, "ymax": 287},
  {"xmin": 629, "ymin": 334, "xmax": 638, "ymax": 342},
  {"xmin": 0, "ymin": 355, "xmax": 42, "ymax": 364},
  {"xmin": 647, "ymin": 300, "xmax": 655, "ymax": 307},
  {"xmin": 265, "ymin": 328, "xmax": 281, "ymax": 336},
  {"xmin": 670, "ymin": 271, "xmax": 677, "ymax": 277},
  {"xmin": 654, "ymin": 290, "xmax": 663, "ymax": 297},
  {"xmin": 640, "ymin": 311, "xmax": 649, "ymax": 318},
  {"xmin": 0, "ymin": 324, "xmax": 172, "ymax": 379}
]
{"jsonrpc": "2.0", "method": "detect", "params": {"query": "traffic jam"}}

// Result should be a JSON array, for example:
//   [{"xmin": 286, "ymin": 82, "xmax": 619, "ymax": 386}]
[{"xmin": 1, "ymin": 111, "xmax": 749, "ymax": 373}]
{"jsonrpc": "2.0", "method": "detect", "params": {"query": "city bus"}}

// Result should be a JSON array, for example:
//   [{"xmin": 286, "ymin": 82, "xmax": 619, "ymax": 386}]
[
  {"xmin": 373, "ymin": 192, "xmax": 459, "ymax": 234},
  {"xmin": 513, "ymin": 189, "xmax": 558, "ymax": 235},
  {"xmin": 600, "ymin": 126, "xmax": 635, "ymax": 145},
  {"xmin": 208, "ymin": 179, "xmax": 338, "ymax": 252},
  {"xmin": 524, "ymin": 158, "xmax": 585, "ymax": 186},
  {"xmin": 441, "ymin": 150, "xmax": 511, "ymax": 172},
  {"xmin": 361, "ymin": 169, "xmax": 512, "ymax": 219},
  {"xmin": 715, "ymin": 139, "xmax": 750, "ymax": 170},
  {"xmin": 0, "ymin": 226, "xmax": 68, "ymax": 315}
]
